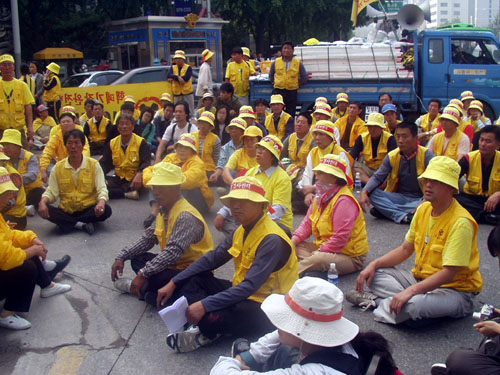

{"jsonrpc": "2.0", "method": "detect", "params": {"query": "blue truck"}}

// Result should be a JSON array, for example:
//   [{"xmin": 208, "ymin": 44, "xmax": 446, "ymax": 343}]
[{"xmin": 250, "ymin": 26, "xmax": 500, "ymax": 120}]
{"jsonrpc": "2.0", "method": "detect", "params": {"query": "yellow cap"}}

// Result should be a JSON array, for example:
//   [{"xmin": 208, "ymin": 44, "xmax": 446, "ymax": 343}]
[
  {"xmin": 270, "ymin": 94, "xmax": 285, "ymax": 106},
  {"xmin": 468, "ymin": 100, "xmax": 484, "ymax": 114},
  {"xmin": 448, "ymin": 99, "xmax": 464, "ymax": 115},
  {"xmin": 198, "ymin": 111, "xmax": 215, "ymax": 127},
  {"xmin": 160, "ymin": 93, "xmax": 173, "ymax": 102},
  {"xmin": 175, "ymin": 133, "xmax": 197, "ymax": 153},
  {"xmin": 221, "ymin": 176, "xmax": 269, "ymax": 206},
  {"xmin": 61, "ymin": 105, "xmax": 77, "ymax": 118},
  {"xmin": 440, "ymin": 106, "xmax": 461, "ymax": 126},
  {"xmin": 418, "ymin": 155, "xmax": 460, "ymax": 191},
  {"xmin": 303, "ymin": 38, "xmax": 320, "ymax": 46},
  {"xmin": 336, "ymin": 93, "xmax": 349, "ymax": 103},
  {"xmin": 242, "ymin": 47, "xmax": 250, "ymax": 57},
  {"xmin": 239, "ymin": 105, "xmax": 256, "ymax": 119},
  {"xmin": 0, "ymin": 129, "xmax": 22, "ymax": 147},
  {"xmin": 0, "ymin": 145, "xmax": 10, "ymax": 161},
  {"xmin": 147, "ymin": 162, "xmax": 186, "ymax": 186},
  {"xmin": 240, "ymin": 125, "xmax": 263, "ymax": 141},
  {"xmin": 226, "ymin": 117, "xmax": 247, "ymax": 132},
  {"xmin": 47, "ymin": 62, "xmax": 60, "ymax": 75},
  {"xmin": 313, "ymin": 154, "xmax": 353, "ymax": 185},
  {"xmin": 256, "ymin": 135, "xmax": 283, "ymax": 161},
  {"xmin": 0, "ymin": 166, "xmax": 18, "ymax": 194},
  {"xmin": 312, "ymin": 120, "xmax": 336, "ymax": 140},
  {"xmin": 460, "ymin": 91, "xmax": 475, "ymax": 101},
  {"xmin": 124, "ymin": 95, "xmax": 136, "ymax": 103},
  {"xmin": 365, "ymin": 113, "xmax": 386, "ymax": 128},
  {"xmin": 314, "ymin": 104, "xmax": 332, "ymax": 118},
  {"xmin": 173, "ymin": 50, "xmax": 186, "ymax": 60},
  {"xmin": 314, "ymin": 97, "xmax": 329, "ymax": 108},
  {"xmin": 0, "ymin": 54, "xmax": 14, "ymax": 63},
  {"xmin": 201, "ymin": 49, "xmax": 214, "ymax": 62}
]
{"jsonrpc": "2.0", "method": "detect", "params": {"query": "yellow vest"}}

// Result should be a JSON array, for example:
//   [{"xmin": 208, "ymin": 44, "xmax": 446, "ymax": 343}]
[
  {"xmin": 386, "ymin": 146, "xmax": 427, "ymax": 192},
  {"xmin": 0, "ymin": 79, "xmax": 28, "ymax": 130},
  {"xmin": 464, "ymin": 150, "xmax": 500, "ymax": 197},
  {"xmin": 4, "ymin": 163, "xmax": 26, "ymax": 218},
  {"xmin": 43, "ymin": 75, "xmax": 61, "ymax": 102},
  {"xmin": 335, "ymin": 116, "xmax": 367, "ymax": 148},
  {"xmin": 433, "ymin": 129, "xmax": 464, "ymax": 161},
  {"xmin": 226, "ymin": 61, "xmax": 251, "ymax": 96},
  {"xmin": 310, "ymin": 185, "xmax": 369, "ymax": 257},
  {"xmin": 154, "ymin": 198, "xmax": 213, "ymax": 270},
  {"xmin": 113, "ymin": 109, "xmax": 141, "ymax": 124},
  {"xmin": 229, "ymin": 149, "xmax": 258, "ymax": 172},
  {"xmin": 88, "ymin": 117, "xmax": 109, "ymax": 145},
  {"xmin": 40, "ymin": 125, "xmax": 90, "ymax": 170},
  {"xmin": 245, "ymin": 165, "xmax": 294, "ymax": 230},
  {"xmin": 110, "ymin": 133, "xmax": 143, "ymax": 181},
  {"xmin": 172, "ymin": 64, "xmax": 193, "ymax": 95},
  {"xmin": 412, "ymin": 200, "xmax": 482, "ymax": 292},
  {"xmin": 469, "ymin": 116, "xmax": 490, "ymax": 133},
  {"xmin": 332, "ymin": 107, "xmax": 347, "ymax": 123},
  {"xmin": 55, "ymin": 157, "xmax": 98, "ymax": 214},
  {"xmin": 17, "ymin": 150, "xmax": 43, "ymax": 192},
  {"xmin": 288, "ymin": 132, "xmax": 313, "ymax": 168},
  {"xmin": 193, "ymin": 131, "xmax": 218, "ymax": 171},
  {"xmin": 265, "ymin": 112, "xmax": 292, "ymax": 140},
  {"xmin": 420, "ymin": 113, "xmax": 441, "ymax": 132},
  {"xmin": 360, "ymin": 131, "xmax": 392, "ymax": 170},
  {"xmin": 310, "ymin": 143, "xmax": 354, "ymax": 178},
  {"xmin": 229, "ymin": 214, "xmax": 298, "ymax": 303},
  {"xmin": 274, "ymin": 57, "xmax": 300, "ymax": 90}
]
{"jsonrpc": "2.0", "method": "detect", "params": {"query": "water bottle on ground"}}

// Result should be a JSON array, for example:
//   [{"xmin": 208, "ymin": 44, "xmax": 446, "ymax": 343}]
[
  {"xmin": 354, "ymin": 172, "xmax": 362, "ymax": 194},
  {"xmin": 327, "ymin": 263, "xmax": 339, "ymax": 286}
]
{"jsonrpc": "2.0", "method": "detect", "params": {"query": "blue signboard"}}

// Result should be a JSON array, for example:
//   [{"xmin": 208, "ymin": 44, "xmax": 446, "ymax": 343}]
[
  {"xmin": 175, "ymin": 0, "xmax": 193, "ymax": 16},
  {"xmin": 109, "ymin": 29, "xmax": 148, "ymax": 45}
]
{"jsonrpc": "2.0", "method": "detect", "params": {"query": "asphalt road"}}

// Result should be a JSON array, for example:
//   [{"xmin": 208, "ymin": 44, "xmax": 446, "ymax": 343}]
[{"xmin": 1, "ymin": 190, "xmax": 498, "ymax": 375}]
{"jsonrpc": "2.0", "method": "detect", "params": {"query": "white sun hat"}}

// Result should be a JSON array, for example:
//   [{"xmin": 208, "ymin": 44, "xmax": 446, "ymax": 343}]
[{"xmin": 261, "ymin": 277, "xmax": 359, "ymax": 347}]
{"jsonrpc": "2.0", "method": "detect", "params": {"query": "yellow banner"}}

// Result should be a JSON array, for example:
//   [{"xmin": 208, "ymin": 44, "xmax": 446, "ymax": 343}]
[
  {"xmin": 61, "ymin": 81, "xmax": 172, "ymax": 119},
  {"xmin": 351, "ymin": 0, "xmax": 378, "ymax": 26}
]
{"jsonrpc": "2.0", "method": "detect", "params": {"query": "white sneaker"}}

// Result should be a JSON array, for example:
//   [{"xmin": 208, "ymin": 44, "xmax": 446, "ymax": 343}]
[
  {"xmin": 26, "ymin": 205, "xmax": 36, "ymax": 217},
  {"xmin": 166, "ymin": 325, "xmax": 220, "ymax": 353},
  {"xmin": 114, "ymin": 278, "xmax": 132, "ymax": 293},
  {"xmin": 0, "ymin": 314, "xmax": 32, "ymax": 330},
  {"xmin": 430, "ymin": 363, "xmax": 448, "ymax": 375},
  {"xmin": 40, "ymin": 283, "xmax": 71, "ymax": 298}
]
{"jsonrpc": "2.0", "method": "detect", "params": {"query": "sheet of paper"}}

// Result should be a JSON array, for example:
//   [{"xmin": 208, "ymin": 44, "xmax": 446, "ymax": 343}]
[{"xmin": 158, "ymin": 295, "xmax": 188, "ymax": 333}]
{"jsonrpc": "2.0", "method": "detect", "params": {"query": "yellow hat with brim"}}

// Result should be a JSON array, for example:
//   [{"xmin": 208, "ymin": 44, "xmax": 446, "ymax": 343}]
[
  {"xmin": 146, "ymin": 162, "xmax": 186, "ymax": 186},
  {"xmin": 0, "ymin": 54, "xmax": 14, "ymax": 63},
  {"xmin": 198, "ymin": 111, "xmax": 215, "ymax": 127},
  {"xmin": 161, "ymin": 93, "xmax": 173, "ymax": 102},
  {"xmin": 0, "ymin": 129, "xmax": 22, "ymax": 147},
  {"xmin": 242, "ymin": 47, "xmax": 250, "ymax": 57},
  {"xmin": 124, "ymin": 95, "xmax": 136, "ymax": 103},
  {"xmin": 270, "ymin": 94, "xmax": 285, "ymax": 106},
  {"xmin": 440, "ymin": 106, "xmax": 461, "ymax": 126},
  {"xmin": 226, "ymin": 117, "xmax": 247, "ymax": 132},
  {"xmin": 312, "ymin": 120, "xmax": 336, "ymax": 140},
  {"xmin": 239, "ymin": 105, "xmax": 256, "ymax": 119},
  {"xmin": 418, "ymin": 155, "xmax": 460, "ymax": 192},
  {"xmin": 336, "ymin": 93, "xmax": 349, "ymax": 103},
  {"xmin": 448, "ymin": 99, "xmax": 464, "ymax": 115},
  {"xmin": 256, "ymin": 135, "xmax": 283, "ymax": 161},
  {"xmin": 61, "ymin": 105, "xmax": 77, "ymax": 118},
  {"xmin": 201, "ymin": 49, "xmax": 214, "ymax": 62},
  {"xmin": 314, "ymin": 104, "xmax": 332, "ymax": 118},
  {"xmin": 468, "ymin": 100, "xmax": 484, "ymax": 114},
  {"xmin": 313, "ymin": 154, "xmax": 353, "ymax": 186},
  {"xmin": 366, "ymin": 112, "xmax": 386, "ymax": 128},
  {"xmin": 202, "ymin": 92, "xmax": 214, "ymax": 101},
  {"xmin": 174, "ymin": 50, "xmax": 186, "ymax": 60},
  {"xmin": 240, "ymin": 125, "xmax": 263, "ymax": 141},
  {"xmin": 175, "ymin": 133, "xmax": 198, "ymax": 153},
  {"xmin": 47, "ymin": 62, "xmax": 60, "ymax": 75},
  {"xmin": 0, "ymin": 166, "xmax": 18, "ymax": 194},
  {"xmin": 0, "ymin": 145, "xmax": 10, "ymax": 161},
  {"xmin": 314, "ymin": 97, "xmax": 329, "ymax": 107},
  {"xmin": 221, "ymin": 176, "xmax": 269, "ymax": 206},
  {"xmin": 460, "ymin": 91, "xmax": 474, "ymax": 101}
]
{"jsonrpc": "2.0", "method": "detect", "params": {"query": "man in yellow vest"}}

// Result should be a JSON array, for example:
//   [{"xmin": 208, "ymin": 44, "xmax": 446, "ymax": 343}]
[
  {"xmin": 99, "ymin": 113, "xmax": 151, "ymax": 200},
  {"xmin": 335, "ymin": 101, "xmax": 367, "ymax": 151},
  {"xmin": 38, "ymin": 129, "xmax": 111, "ymax": 234},
  {"xmin": 83, "ymin": 101, "xmax": 113, "ymax": 155},
  {"xmin": 43, "ymin": 62, "xmax": 62, "ymax": 123},
  {"xmin": 416, "ymin": 98, "xmax": 442, "ymax": 145},
  {"xmin": 332, "ymin": 93, "xmax": 349, "ymax": 123},
  {"xmin": 348, "ymin": 156, "xmax": 483, "ymax": 325},
  {"xmin": 269, "ymin": 41, "xmax": 308, "ymax": 115},
  {"xmin": 157, "ymin": 176, "xmax": 298, "ymax": 353},
  {"xmin": 360, "ymin": 122, "xmax": 434, "ymax": 224},
  {"xmin": 167, "ymin": 50, "xmax": 194, "ymax": 113},
  {"xmin": 427, "ymin": 105, "xmax": 470, "ymax": 161},
  {"xmin": 225, "ymin": 47, "xmax": 255, "ymax": 106},
  {"xmin": 456, "ymin": 125, "xmax": 500, "ymax": 225},
  {"xmin": 264, "ymin": 94, "xmax": 294, "ymax": 140},
  {"xmin": 112, "ymin": 162, "xmax": 213, "ymax": 305},
  {"xmin": 349, "ymin": 112, "xmax": 397, "ymax": 184},
  {"xmin": 0, "ymin": 54, "xmax": 35, "ymax": 148}
]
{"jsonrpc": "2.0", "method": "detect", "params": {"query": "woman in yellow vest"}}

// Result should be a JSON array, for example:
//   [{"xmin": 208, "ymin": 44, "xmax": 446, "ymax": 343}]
[
  {"xmin": 293, "ymin": 154, "xmax": 368, "ymax": 276},
  {"xmin": 192, "ymin": 111, "xmax": 221, "ymax": 176},
  {"xmin": 43, "ymin": 62, "xmax": 62, "ymax": 122},
  {"xmin": 465, "ymin": 100, "xmax": 492, "ymax": 133}
]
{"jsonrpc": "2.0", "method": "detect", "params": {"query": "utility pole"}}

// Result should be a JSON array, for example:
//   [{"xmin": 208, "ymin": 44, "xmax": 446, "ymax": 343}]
[{"xmin": 10, "ymin": 0, "xmax": 21, "ymax": 75}]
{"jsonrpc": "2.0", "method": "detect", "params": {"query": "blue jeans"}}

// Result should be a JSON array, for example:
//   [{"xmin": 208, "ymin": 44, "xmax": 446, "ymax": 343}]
[{"xmin": 369, "ymin": 189, "xmax": 422, "ymax": 223}]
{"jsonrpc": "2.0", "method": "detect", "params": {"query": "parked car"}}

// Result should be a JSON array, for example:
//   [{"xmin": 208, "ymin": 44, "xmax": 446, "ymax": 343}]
[{"xmin": 62, "ymin": 70, "xmax": 124, "ymax": 88}]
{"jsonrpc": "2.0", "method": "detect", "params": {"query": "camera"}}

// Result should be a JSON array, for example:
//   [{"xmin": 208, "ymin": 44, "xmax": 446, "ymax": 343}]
[{"xmin": 472, "ymin": 304, "xmax": 495, "ymax": 322}]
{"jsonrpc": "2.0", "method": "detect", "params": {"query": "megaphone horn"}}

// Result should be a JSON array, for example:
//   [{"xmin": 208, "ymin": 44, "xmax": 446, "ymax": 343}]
[
  {"xmin": 419, "ymin": 0, "xmax": 432, "ymax": 22},
  {"xmin": 397, "ymin": 4, "xmax": 425, "ymax": 30}
]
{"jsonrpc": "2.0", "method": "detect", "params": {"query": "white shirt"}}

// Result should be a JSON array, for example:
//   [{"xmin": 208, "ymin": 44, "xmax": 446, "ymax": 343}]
[
  {"xmin": 161, "ymin": 121, "xmax": 198, "ymax": 144},
  {"xmin": 196, "ymin": 62, "xmax": 213, "ymax": 97}
]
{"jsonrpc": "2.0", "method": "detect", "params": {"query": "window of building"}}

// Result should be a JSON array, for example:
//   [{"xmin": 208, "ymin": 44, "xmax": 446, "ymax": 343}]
[
  {"xmin": 441, "ymin": 2, "xmax": 448, "ymax": 6},
  {"xmin": 453, "ymin": 10, "xmax": 460, "ymax": 15},
  {"xmin": 441, "ymin": 10, "xmax": 448, "ymax": 15},
  {"xmin": 453, "ymin": 3, "xmax": 460, "ymax": 7}
]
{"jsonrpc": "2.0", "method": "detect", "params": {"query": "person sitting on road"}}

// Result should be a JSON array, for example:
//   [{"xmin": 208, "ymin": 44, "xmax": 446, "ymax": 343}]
[
  {"xmin": 213, "ymin": 104, "xmax": 232, "ymax": 145},
  {"xmin": 293, "ymin": 154, "xmax": 369, "ymax": 277},
  {"xmin": 78, "ymin": 99, "xmax": 96, "ymax": 126},
  {"xmin": 381, "ymin": 103, "xmax": 402, "ymax": 135},
  {"xmin": 215, "ymin": 82, "xmax": 242, "ymax": 120},
  {"xmin": 311, "ymin": 97, "xmax": 330, "ymax": 125},
  {"xmin": 360, "ymin": 122, "xmax": 434, "ymax": 224},
  {"xmin": 192, "ymin": 111, "xmax": 221, "ymax": 178},
  {"xmin": 156, "ymin": 176, "xmax": 298, "ymax": 353},
  {"xmin": 32, "ymin": 104, "xmax": 56, "ymax": 149},
  {"xmin": 465, "ymin": 99, "xmax": 491, "ymax": 133},
  {"xmin": 334, "ymin": 101, "xmax": 367, "ymax": 151},
  {"xmin": 312, "ymin": 102, "xmax": 341, "ymax": 145},
  {"xmin": 332, "ymin": 92, "xmax": 349, "ymax": 123},
  {"xmin": 211, "ymin": 277, "xmax": 403, "ymax": 375},
  {"xmin": 83, "ymin": 101, "xmax": 113, "ymax": 155},
  {"xmin": 113, "ymin": 96, "xmax": 141, "ymax": 124},
  {"xmin": 100, "ymin": 113, "xmax": 151, "ymax": 200},
  {"xmin": 0, "ymin": 166, "xmax": 71, "ymax": 330},
  {"xmin": 135, "ymin": 106, "xmax": 158, "ymax": 153},
  {"xmin": 153, "ymin": 102, "xmax": 174, "ymax": 151},
  {"xmin": 194, "ymin": 92, "xmax": 216, "ymax": 120},
  {"xmin": 348, "ymin": 156, "xmax": 483, "ymax": 326},
  {"xmin": 350, "ymin": 113, "xmax": 397, "ymax": 185},
  {"xmin": 38, "ymin": 129, "xmax": 111, "ymax": 235},
  {"xmin": 416, "ymin": 98, "xmax": 442, "ymax": 146},
  {"xmin": 254, "ymin": 98, "xmax": 271, "ymax": 132},
  {"xmin": 0, "ymin": 146, "xmax": 27, "ymax": 230},
  {"xmin": 460, "ymin": 90, "xmax": 475, "ymax": 112},
  {"xmin": 264, "ymin": 95, "xmax": 294, "ymax": 141},
  {"xmin": 239, "ymin": 105, "xmax": 267, "ymax": 136},
  {"xmin": 154, "ymin": 93, "xmax": 174, "ymax": 121},
  {"xmin": 298, "ymin": 120, "xmax": 352, "ymax": 207},
  {"xmin": 456, "ymin": 125, "xmax": 500, "ymax": 225},
  {"xmin": 111, "ymin": 162, "xmax": 213, "ymax": 306}
]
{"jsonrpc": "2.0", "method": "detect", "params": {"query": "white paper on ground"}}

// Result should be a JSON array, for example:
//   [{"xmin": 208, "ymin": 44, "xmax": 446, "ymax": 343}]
[{"xmin": 158, "ymin": 295, "xmax": 188, "ymax": 333}]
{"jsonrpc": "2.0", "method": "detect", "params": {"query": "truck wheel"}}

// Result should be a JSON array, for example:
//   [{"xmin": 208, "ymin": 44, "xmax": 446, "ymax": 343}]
[{"xmin": 483, "ymin": 102, "xmax": 496, "ymax": 122}]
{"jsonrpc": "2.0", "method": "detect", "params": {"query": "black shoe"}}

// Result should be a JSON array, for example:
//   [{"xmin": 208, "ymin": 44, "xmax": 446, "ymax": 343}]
[
  {"xmin": 47, "ymin": 255, "xmax": 71, "ymax": 281},
  {"xmin": 400, "ymin": 213, "xmax": 414, "ymax": 224},
  {"xmin": 144, "ymin": 291, "xmax": 158, "ymax": 308},
  {"xmin": 484, "ymin": 214, "xmax": 500, "ymax": 225},
  {"xmin": 231, "ymin": 338, "xmax": 250, "ymax": 358},
  {"xmin": 82, "ymin": 222, "xmax": 95, "ymax": 235},
  {"xmin": 370, "ymin": 207, "xmax": 385, "ymax": 219},
  {"xmin": 143, "ymin": 214, "xmax": 156, "ymax": 228}
]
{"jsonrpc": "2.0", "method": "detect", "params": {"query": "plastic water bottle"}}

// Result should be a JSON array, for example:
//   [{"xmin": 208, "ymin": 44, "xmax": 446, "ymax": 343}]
[
  {"xmin": 327, "ymin": 263, "xmax": 339, "ymax": 286},
  {"xmin": 354, "ymin": 172, "xmax": 362, "ymax": 194}
]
